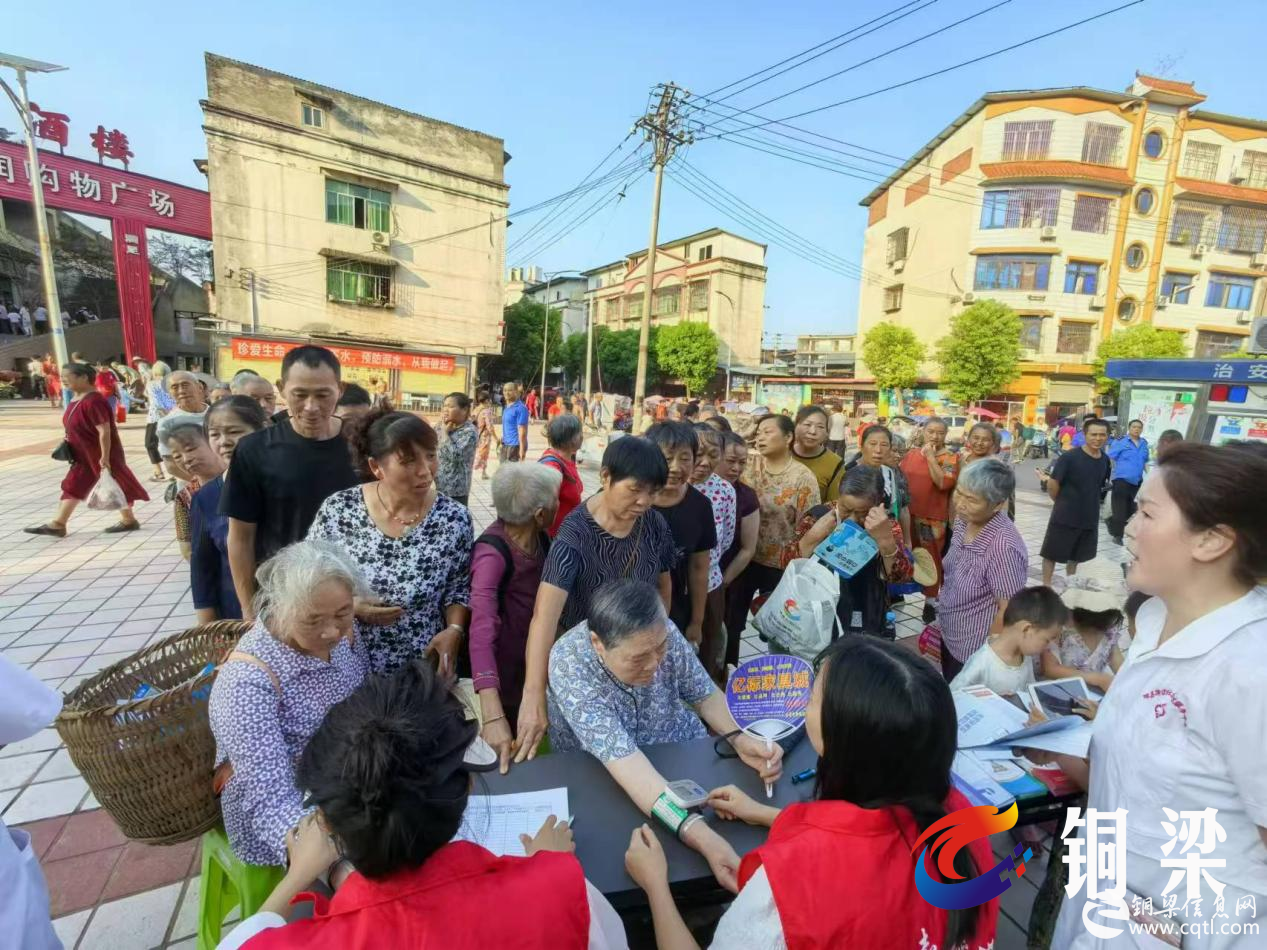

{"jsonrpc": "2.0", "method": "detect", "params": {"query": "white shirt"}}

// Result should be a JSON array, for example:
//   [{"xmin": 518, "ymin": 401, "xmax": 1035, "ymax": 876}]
[
  {"xmin": 711, "ymin": 865, "xmax": 785, "ymax": 948},
  {"xmin": 950, "ymin": 638, "xmax": 1036, "ymax": 696},
  {"xmin": 1055, "ymin": 587, "xmax": 1267, "ymax": 948},
  {"xmin": 828, "ymin": 412, "xmax": 847, "ymax": 441}
]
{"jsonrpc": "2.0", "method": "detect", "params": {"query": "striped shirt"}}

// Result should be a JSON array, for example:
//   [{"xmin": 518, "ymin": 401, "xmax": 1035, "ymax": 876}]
[
  {"xmin": 938, "ymin": 512, "xmax": 1029, "ymax": 663},
  {"xmin": 542, "ymin": 501, "xmax": 677, "ymax": 631}
]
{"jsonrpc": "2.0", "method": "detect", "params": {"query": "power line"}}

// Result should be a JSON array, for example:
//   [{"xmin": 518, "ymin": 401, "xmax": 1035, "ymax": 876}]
[
  {"xmin": 507, "ymin": 150, "xmax": 645, "ymax": 255},
  {"xmin": 510, "ymin": 164, "xmax": 645, "ymax": 266},
  {"xmin": 697, "ymin": 0, "xmax": 1146, "ymax": 141}
]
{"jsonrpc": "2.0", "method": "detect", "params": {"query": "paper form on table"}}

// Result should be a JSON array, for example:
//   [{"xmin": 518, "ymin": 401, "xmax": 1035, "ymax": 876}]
[{"xmin": 454, "ymin": 787, "xmax": 570, "ymax": 857}]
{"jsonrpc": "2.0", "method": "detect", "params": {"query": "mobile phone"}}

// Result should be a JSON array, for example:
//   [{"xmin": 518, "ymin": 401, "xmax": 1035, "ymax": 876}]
[
  {"xmin": 1029, "ymin": 677, "xmax": 1092, "ymax": 719},
  {"xmin": 665, "ymin": 779, "xmax": 708, "ymax": 810}
]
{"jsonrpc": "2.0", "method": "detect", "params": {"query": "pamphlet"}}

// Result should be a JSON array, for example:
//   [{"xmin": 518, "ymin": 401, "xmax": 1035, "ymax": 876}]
[{"xmin": 813, "ymin": 518, "xmax": 878, "ymax": 579}]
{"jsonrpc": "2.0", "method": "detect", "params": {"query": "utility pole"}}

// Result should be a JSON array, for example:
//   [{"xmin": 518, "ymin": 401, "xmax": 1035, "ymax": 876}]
[{"xmin": 632, "ymin": 83, "xmax": 691, "ymax": 432}]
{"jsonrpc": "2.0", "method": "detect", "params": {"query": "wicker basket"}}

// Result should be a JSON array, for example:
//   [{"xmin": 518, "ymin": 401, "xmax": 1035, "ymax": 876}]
[{"xmin": 55, "ymin": 620, "xmax": 250, "ymax": 845}]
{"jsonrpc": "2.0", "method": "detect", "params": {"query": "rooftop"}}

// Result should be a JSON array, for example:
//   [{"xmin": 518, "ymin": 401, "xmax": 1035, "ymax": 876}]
[{"xmin": 582, "ymin": 227, "xmax": 767, "ymax": 275}]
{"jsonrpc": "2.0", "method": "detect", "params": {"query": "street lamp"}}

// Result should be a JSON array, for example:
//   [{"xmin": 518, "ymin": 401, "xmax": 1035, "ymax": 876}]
[
  {"xmin": 0, "ymin": 53, "xmax": 70, "ymax": 390},
  {"xmin": 538, "ymin": 269, "xmax": 582, "ymax": 411},
  {"xmin": 715, "ymin": 289, "xmax": 737, "ymax": 402}
]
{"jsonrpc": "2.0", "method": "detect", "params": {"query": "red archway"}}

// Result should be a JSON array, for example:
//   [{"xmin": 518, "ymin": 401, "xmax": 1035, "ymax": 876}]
[{"xmin": 0, "ymin": 140, "xmax": 211, "ymax": 362}]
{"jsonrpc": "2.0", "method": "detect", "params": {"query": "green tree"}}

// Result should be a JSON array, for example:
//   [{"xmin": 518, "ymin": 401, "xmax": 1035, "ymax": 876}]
[
  {"xmin": 861, "ymin": 323, "xmax": 926, "ymax": 411},
  {"xmin": 558, "ymin": 331, "xmax": 589, "ymax": 383},
  {"xmin": 484, "ymin": 297, "xmax": 562, "ymax": 386},
  {"xmin": 656, "ymin": 322, "xmax": 719, "ymax": 396},
  {"xmin": 935, "ymin": 299, "xmax": 1022, "ymax": 406},
  {"xmin": 1091, "ymin": 325, "xmax": 1188, "ymax": 396},
  {"xmin": 593, "ymin": 327, "xmax": 661, "ymax": 393}
]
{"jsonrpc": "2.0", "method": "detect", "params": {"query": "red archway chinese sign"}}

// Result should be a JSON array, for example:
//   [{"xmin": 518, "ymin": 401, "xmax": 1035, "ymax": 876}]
[{"xmin": 0, "ymin": 140, "xmax": 211, "ymax": 362}]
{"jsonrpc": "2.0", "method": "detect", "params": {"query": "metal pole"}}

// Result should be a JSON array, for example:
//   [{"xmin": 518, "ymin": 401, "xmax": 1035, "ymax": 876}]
[
  {"xmin": 584, "ymin": 296, "xmax": 594, "ymax": 403},
  {"xmin": 15, "ymin": 68, "xmax": 69, "ymax": 386},
  {"xmin": 716, "ymin": 289, "xmax": 735, "ymax": 403},
  {"xmin": 539, "ymin": 275, "xmax": 552, "ymax": 417}
]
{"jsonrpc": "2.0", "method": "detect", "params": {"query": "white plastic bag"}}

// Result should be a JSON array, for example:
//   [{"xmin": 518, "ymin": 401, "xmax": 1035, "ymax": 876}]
[
  {"xmin": 87, "ymin": 470, "xmax": 127, "ymax": 511},
  {"xmin": 751, "ymin": 558, "xmax": 841, "ymax": 661}
]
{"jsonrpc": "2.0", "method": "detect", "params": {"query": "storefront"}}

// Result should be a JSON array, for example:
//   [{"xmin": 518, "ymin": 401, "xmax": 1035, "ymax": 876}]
[
  {"xmin": 212, "ymin": 334, "xmax": 469, "ymax": 410},
  {"xmin": 1108, "ymin": 358, "xmax": 1267, "ymax": 447}
]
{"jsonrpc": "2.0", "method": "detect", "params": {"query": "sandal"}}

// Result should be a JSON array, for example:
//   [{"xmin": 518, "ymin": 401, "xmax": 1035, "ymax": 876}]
[
  {"xmin": 103, "ymin": 521, "xmax": 140, "ymax": 533},
  {"xmin": 23, "ymin": 524, "xmax": 67, "ymax": 537},
  {"xmin": 149, "ymin": 474, "xmax": 167, "ymax": 483}
]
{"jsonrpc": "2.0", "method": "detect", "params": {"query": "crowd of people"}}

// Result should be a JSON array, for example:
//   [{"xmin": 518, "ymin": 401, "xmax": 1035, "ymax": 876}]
[{"xmin": 12, "ymin": 343, "xmax": 1267, "ymax": 948}]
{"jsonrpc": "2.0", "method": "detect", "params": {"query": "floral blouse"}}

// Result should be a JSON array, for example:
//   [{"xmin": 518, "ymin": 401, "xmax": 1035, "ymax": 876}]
[
  {"xmin": 437, "ymin": 420, "xmax": 478, "ymax": 498},
  {"xmin": 1048, "ymin": 622, "xmax": 1124, "ymax": 675},
  {"xmin": 743, "ymin": 455, "xmax": 821, "ymax": 568},
  {"xmin": 696, "ymin": 474, "xmax": 736, "ymax": 591},
  {"xmin": 308, "ymin": 487, "xmax": 473, "ymax": 674},
  {"xmin": 208, "ymin": 621, "xmax": 370, "ymax": 865}
]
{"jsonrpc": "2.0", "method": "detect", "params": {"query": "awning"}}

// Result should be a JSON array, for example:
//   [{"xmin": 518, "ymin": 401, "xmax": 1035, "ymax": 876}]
[
  {"xmin": 318, "ymin": 247, "xmax": 396, "ymax": 267},
  {"xmin": 1048, "ymin": 379, "xmax": 1092, "ymax": 402}
]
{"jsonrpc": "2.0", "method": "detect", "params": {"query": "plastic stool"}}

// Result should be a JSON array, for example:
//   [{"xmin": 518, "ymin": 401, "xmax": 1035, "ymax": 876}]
[{"xmin": 198, "ymin": 826, "xmax": 285, "ymax": 950}]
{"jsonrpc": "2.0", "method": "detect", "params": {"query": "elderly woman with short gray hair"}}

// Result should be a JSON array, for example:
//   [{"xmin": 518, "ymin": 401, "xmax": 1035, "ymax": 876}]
[
  {"xmin": 208, "ymin": 539, "xmax": 373, "ymax": 865},
  {"xmin": 468, "ymin": 462, "xmax": 561, "ymax": 773},
  {"xmin": 937, "ymin": 458, "xmax": 1029, "ymax": 682},
  {"xmin": 547, "ymin": 577, "xmax": 783, "ymax": 891},
  {"xmin": 541, "ymin": 412, "xmax": 584, "ymax": 536}
]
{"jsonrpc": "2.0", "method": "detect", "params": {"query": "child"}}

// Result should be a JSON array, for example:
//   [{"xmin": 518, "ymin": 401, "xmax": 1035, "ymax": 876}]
[
  {"xmin": 1041, "ymin": 586, "xmax": 1126, "ymax": 692},
  {"xmin": 951, "ymin": 586, "xmax": 1067, "ymax": 695}
]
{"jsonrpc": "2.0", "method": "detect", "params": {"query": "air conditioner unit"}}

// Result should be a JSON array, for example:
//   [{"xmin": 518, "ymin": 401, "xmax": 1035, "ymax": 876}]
[
  {"xmin": 1235, "ymin": 310, "xmax": 1252, "ymax": 326},
  {"xmin": 1192, "ymin": 244, "xmax": 1208, "ymax": 259},
  {"xmin": 961, "ymin": 292, "xmax": 976, "ymax": 304},
  {"xmin": 1155, "ymin": 295, "xmax": 1169, "ymax": 309},
  {"xmin": 1040, "ymin": 226, "xmax": 1057, "ymax": 241},
  {"xmin": 1249, "ymin": 316, "xmax": 1267, "ymax": 354},
  {"xmin": 892, "ymin": 258, "xmax": 906, "ymax": 272},
  {"xmin": 1097, "ymin": 394, "xmax": 1115, "ymax": 407},
  {"xmin": 1252, "ymin": 253, "xmax": 1267, "ymax": 268},
  {"xmin": 1090, "ymin": 295, "xmax": 1107, "ymax": 310},
  {"xmin": 370, "ymin": 231, "xmax": 390, "ymax": 251}
]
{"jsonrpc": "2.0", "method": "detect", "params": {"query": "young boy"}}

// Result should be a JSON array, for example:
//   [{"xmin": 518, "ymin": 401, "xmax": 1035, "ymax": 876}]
[{"xmin": 951, "ymin": 586, "xmax": 1068, "ymax": 696}]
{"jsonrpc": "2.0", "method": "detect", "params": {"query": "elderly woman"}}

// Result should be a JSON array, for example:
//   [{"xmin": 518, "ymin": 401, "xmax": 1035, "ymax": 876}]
[
  {"xmin": 308, "ymin": 405, "xmax": 472, "ymax": 676},
  {"xmin": 844, "ymin": 424, "xmax": 911, "ymax": 542},
  {"xmin": 937, "ymin": 459, "xmax": 1028, "ymax": 682},
  {"xmin": 781, "ymin": 465, "xmax": 913, "ymax": 637},
  {"xmin": 548, "ymin": 579, "xmax": 782, "ymax": 892},
  {"xmin": 470, "ymin": 463, "xmax": 561, "ymax": 773},
  {"xmin": 515, "ymin": 436, "xmax": 677, "ymax": 763},
  {"xmin": 690, "ymin": 423, "xmax": 736, "ymax": 681},
  {"xmin": 208, "ymin": 540, "xmax": 373, "ymax": 866},
  {"xmin": 899, "ymin": 418, "xmax": 959, "ymax": 623},
  {"xmin": 143, "ymin": 359, "xmax": 175, "ymax": 482},
  {"xmin": 791, "ymin": 405, "xmax": 845, "ymax": 502},
  {"xmin": 960, "ymin": 422, "xmax": 998, "ymax": 469},
  {"xmin": 540, "ymin": 413, "xmax": 584, "ymax": 536}
]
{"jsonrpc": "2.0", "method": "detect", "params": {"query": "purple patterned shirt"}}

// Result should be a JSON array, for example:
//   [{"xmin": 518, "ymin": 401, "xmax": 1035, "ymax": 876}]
[
  {"xmin": 695, "ymin": 474, "xmax": 736, "ymax": 591},
  {"xmin": 939, "ymin": 512, "xmax": 1029, "ymax": 663},
  {"xmin": 209, "ymin": 621, "xmax": 370, "ymax": 865}
]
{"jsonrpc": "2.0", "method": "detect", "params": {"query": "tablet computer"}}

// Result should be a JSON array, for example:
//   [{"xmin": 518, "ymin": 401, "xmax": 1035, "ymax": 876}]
[{"xmin": 1029, "ymin": 677, "xmax": 1092, "ymax": 719}]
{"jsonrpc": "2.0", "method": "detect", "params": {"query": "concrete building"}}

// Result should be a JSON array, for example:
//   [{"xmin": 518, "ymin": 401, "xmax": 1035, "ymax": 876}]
[
  {"xmin": 583, "ymin": 227, "xmax": 766, "ymax": 367},
  {"xmin": 857, "ymin": 73, "xmax": 1267, "ymax": 416},
  {"xmin": 200, "ymin": 54, "xmax": 509, "ymax": 395},
  {"xmin": 794, "ymin": 333, "xmax": 856, "ymax": 377},
  {"xmin": 506, "ymin": 267, "xmax": 588, "ymax": 337}
]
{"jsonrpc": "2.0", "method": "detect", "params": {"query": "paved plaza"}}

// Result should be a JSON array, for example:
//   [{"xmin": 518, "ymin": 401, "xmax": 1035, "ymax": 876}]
[{"xmin": 0, "ymin": 401, "xmax": 1130, "ymax": 948}]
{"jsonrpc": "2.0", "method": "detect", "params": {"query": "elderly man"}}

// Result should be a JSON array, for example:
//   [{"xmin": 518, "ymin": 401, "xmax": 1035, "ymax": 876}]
[
  {"xmin": 155, "ymin": 370, "xmax": 211, "ymax": 558},
  {"xmin": 499, "ymin": 382, "xmax": 529, "ymax": 463},
  {"xmin": 231, "ymin": 369, "xmax": 279, "ymax": 418},
  {"xmin": 547, "ymin": 578, "xmax": 783, "ymax": 894}
]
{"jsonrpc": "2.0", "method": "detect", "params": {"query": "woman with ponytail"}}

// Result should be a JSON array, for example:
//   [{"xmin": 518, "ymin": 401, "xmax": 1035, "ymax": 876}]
[
  {"xmin": 624, "ymin": 636, "xmax": 998, "ymax": 949},
  {"xmin": 220, "ymin": 659, "xmax": 627, "ymax": 950}
]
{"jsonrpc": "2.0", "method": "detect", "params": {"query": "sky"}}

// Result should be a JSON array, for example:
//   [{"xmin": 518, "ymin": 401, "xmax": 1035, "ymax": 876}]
[{"xmin": 6, "ymin": 0, "xmax": 1265, "ymax": 341}]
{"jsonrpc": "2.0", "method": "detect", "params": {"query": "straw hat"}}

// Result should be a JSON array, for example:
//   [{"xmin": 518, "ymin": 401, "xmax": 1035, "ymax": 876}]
[
  {"xmin": 910, "ymin": 548, "xmax": 938, "ymax": 587},
  {"xmin": 1061, "ymin": 586, "xmax": 1121, "ymax": 613}
]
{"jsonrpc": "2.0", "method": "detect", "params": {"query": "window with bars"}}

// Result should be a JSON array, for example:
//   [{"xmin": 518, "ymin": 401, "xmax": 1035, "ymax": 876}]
[
  {"xmin": 886, "ymin": 227, "xmax": 909, "ymax": 263},
  {"xmin": 1160, "ymin": 272, "xmax": 1194, "ymax": 305},
  {"xmin": 883, "ymin": 285, "xmax": 904, "ymax": 311},
  {"xmin": 653, "ymin": 287, "xmax": 680, "ymax": 316},
  {"xmin": 1168, "ymin": 204, "xmax": 1210, "ymax": 246},
  {"xmin": 1019, "ymin": 316, "xmax": 1043, "ymax": 350},
  {"xmin": 1241, "ymin": 150, "xmax": 1267, "ymax": 189},
  {"xmin": 1072, "ymin": 194, "xmax": 1111, "ymax": 233},
  {"xmin": 1205, "ymin": 273, "xmax": 1256, "ymax": 309},
  {"xmin": 1056, "ymin": 322, "xmax": 1092, "ymax": 354},
  {"xmin": 979, "ymin": 188, "xmax": 1060, "ymax": 229},
  {"xmin": 1001, "ymin": 120, "xmax": 1053, "ymax": 161},
  {"xmin": 327, "ymin": 260, "xmax": 393, "ymax": 305},
  {"xmin": 1182, "ymin": 141, "xmax": 1221, "ymax": 180},
  {"xmin": 688, "ymin": 280, "xmax": 709, "ymax": 311},
  {"xmin": 325, "ymin": 180, "xmax": 391, "ymax": 232},
  {"xmin": 626, "ymin": 295, "xmax": 644, "ymax": 320},
  {"xmin": 1081, "ymin": 123, "xmax": 1123, "ymax": 165},
  {"xmin": 1064, "ymin": 261, "xmax": 1100, "ymax": 295},
  {"xmin": 974, "ymin": 254, "xmax": 1051, "ymax": 291},
  {"xmin": 1216, "ymin": 206, "xmax": 1267, "ymax": 253},
  {"xmin": 1195, "ymin": 330, "xmax": 1246, "ymax": 358}
]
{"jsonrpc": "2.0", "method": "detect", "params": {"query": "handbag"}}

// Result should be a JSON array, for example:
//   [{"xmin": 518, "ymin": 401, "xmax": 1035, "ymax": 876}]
[
  {"xmin": 752, "ymin": 557, "xmax": 841, "ymax": 662},
  {"xmin": 50, "ymin": 400, "xmax": 84, "ymax": 464}
]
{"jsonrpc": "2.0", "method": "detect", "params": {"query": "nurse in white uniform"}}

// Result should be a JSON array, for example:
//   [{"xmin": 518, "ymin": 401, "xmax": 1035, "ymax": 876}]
[{"xmin": 1055, "ymin": 443, "xmax": 1267, "ymax": 948}]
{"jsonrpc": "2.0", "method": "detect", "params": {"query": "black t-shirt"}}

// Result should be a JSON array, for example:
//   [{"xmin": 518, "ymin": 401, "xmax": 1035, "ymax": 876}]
[
  {"xmin": 220, "ymin": 419, "xmax": 359, "ymax": 562},
  {"xmin": 1050, "ymin": 446, "xmax": 1111, "ymax": 528},
  {"xmin": 721, "ymin": 481, "xmax": 759, "ymax": 572},
  {"xmin": 655, "ymin": 485, "xmax": 718, "ymax": 631}
]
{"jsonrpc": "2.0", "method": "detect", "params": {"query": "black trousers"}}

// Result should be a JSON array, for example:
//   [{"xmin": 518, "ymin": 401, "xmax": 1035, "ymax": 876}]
[
  {"xmin": 723, "ymin": 561, "xmax": 783, "ymax": 669},
  {"xmin": 940, "ymin": 649, "xmax": 964, "ymax": 684},
  {"xmin": 1108, "ymin": 478, "xmax": 1140, "ymax": 540},
  {"xmin": 144, "ymin": 422, "xmax": 163, "ymax": 466}
]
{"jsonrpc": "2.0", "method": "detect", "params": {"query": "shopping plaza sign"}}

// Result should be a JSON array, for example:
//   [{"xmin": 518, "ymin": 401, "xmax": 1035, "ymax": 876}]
[{"xmin": 0, "ymin": 139, "xmax": 211, "ymax": 362}]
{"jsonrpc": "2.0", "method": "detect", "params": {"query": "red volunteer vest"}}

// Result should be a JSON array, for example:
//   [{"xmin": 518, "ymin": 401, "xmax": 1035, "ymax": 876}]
[
  {"xmin": 737, "ymin": 790, "xmax": 999, "ymax": 950},
  {"xmin": 244, "ymin": 841, "xmax": 590, "ymax": 950}
]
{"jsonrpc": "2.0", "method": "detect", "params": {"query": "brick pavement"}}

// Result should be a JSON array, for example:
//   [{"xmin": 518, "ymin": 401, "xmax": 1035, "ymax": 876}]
[{"xmin": 0, "ymin": 400, "xmax": 1131, "ymax": 948}]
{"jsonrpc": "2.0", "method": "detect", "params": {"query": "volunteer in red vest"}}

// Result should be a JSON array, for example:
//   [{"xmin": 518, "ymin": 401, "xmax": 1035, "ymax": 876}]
[
  {"xmin": 624, "ymin": 636, "xmax": 999, "ymax": 949},
  {"xmin": 221, "ymin": 658, "xmax": 627, "ymax": 949}
]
